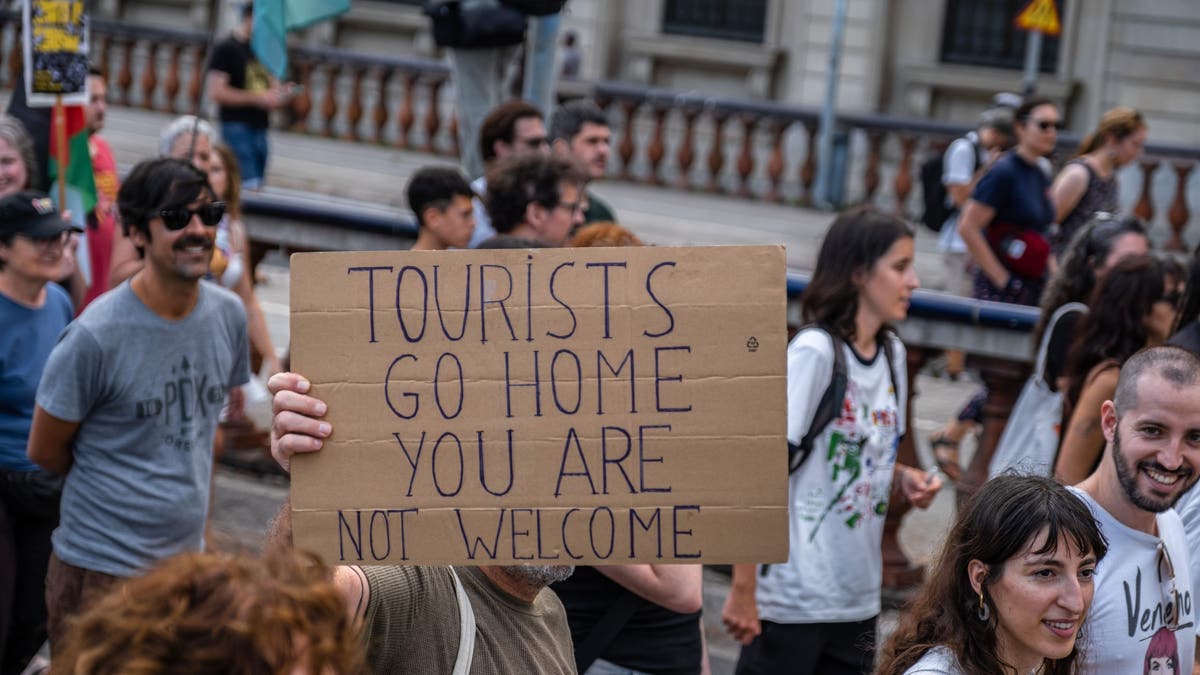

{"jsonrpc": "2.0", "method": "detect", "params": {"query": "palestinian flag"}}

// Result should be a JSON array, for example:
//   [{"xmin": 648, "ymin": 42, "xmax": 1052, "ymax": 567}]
[{"xmin": 49, "ymin": 103, "xmax": 96, "ymax": 284}]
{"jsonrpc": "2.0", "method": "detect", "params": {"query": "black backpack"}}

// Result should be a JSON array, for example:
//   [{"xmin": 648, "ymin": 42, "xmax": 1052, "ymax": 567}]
[
  {"xmin": 786, "ymin": 326, "xmax": 898, "ymax": 474},
  {"xmin": 919, "ymin": 135, "xmax": 983, "ymax": 233},
  {"xmin": 499, "ymin": 0, "xmax": 567, "ymax": 15}
]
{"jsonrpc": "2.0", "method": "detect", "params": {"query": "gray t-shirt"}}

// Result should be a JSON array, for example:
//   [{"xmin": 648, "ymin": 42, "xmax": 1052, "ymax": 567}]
[{"xmin": 37, "ymin": 280, "xmax": 249, "ymax": 577}]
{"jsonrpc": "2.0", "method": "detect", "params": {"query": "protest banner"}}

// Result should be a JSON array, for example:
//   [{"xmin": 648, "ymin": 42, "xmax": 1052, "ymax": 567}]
[
  {"xmin": 22, "ymin": 0, "xmax": 90, "ymax": 106},
  {"xmin": 289, "ymin": 245, "xmax": 789, "ymax": 565}
]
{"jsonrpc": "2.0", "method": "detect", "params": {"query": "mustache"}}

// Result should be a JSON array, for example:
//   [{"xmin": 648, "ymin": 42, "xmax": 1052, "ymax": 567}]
[
  {"xmin": 1140, "ymin": 461, "xmax": 1192, "ymax": 479},
  {"xmin": 173, "ymin": 236, "xmax": 213, "ymax": 250}
]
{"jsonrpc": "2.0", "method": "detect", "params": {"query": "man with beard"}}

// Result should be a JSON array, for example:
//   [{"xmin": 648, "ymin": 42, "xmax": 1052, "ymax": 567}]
[
  {"xmin": 548, "ymin": 99, "xmax": 618, "ymax": 227},
  {"xmin": 266, "ymin": 371, "xmax": 577, "ymax": 674},
  {"xmin": 1069, "ymin": 346, "xmax": 1200, "ymax": 675},
  {"xmin": 27, "ymin": 158, "xmax": 249, "ymax": 654}
]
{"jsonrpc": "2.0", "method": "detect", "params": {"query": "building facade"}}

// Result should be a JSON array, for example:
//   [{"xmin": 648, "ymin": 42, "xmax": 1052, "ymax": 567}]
[{"xmin": 98, "ymin": 0, "xmax": 1200, "ymax": 146}]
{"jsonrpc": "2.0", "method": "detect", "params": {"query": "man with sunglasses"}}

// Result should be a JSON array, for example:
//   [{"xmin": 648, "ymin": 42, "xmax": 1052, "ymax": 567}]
[
  {"xmin": 1068, "ymin": 346, "xmax": 1200, "ymax": 674},
  {"xmin": 27, "ymin": 158, "xmax": 249, "ymax": 655},
  {"xmin": 467, "ymin": 100, "xmax": 551, "ymax": 248}
]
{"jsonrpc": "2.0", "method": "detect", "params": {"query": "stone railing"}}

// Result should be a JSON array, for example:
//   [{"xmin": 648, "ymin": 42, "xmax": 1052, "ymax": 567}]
[{"xmin": 0, "ymin": 12, "xmax": 1194, "ymax": 248}]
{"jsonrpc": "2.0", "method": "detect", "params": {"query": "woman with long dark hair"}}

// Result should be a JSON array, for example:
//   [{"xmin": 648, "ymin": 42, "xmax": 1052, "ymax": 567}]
[
  {"xmin": 1032, "ymin": 213, "xmax": 1148, "ymax": 391},
  {"xmin": 1054, "ymin": 255, "xmax": 1183, "ymax": 484},
  {"xmin": 723, "ymin": 208, "xmax": 941, "ymax": 675},
  {"xmin": 875, "ymin": 474, "xmax": 1107, "ymax": 675}
]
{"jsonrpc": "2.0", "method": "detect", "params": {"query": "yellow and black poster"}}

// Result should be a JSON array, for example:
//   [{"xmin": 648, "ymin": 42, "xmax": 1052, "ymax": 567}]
[{"xmin": 22, "ymin": 0, "xmax": 89, "ymax": 105}]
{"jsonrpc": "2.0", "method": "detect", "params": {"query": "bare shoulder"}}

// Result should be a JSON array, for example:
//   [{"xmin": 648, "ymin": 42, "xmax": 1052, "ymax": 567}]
[{"xmin": 333, "ymin": 565, "xmax": 371, "ymax": 622}]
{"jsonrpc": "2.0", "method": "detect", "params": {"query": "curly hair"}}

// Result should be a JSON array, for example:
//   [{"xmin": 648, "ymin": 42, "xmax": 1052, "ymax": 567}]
[
  {"xmin": 801, "ymin": 208, "xmax": 913, "ymax": 343},
  {"xmin": 1034, "ymin": 213, "xmax": 1148, "ymax": 346},
  {"xmin": 484, "ymin": 153, "xmax": 589, "ymax": 235},
  {"xmin": 875, "ymin": 474, "xmax": 1107, "ymax": 675},
  {"xmin": 1064, "ymin": 255, "xmax": 1169, "ymax": 407},
  {"xmin": 52, "ymin": 551, "xmax": 366, "ymax": 675},
  {"xmin": 569, "ymin": 222, "xmax": 643, "ymax": 247}
]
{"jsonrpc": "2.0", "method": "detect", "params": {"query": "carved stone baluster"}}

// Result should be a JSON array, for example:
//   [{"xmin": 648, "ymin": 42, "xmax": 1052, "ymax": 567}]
[
  {"xmin": 187, "ymin": 43, "xmax": 206, "ymax": 114},
  {"xmin": 423, "ymin": 77, "xmax": 445, "ymax": 154},
  {"xmin": 373, "ymin": 68, "xmax": 393, "ymax": 144},
  {"xmin": 396, "ymin": 72, "xmax": 418, "ymax": 149},
  {"xmin": 97, "ymin": 35, "xmax": 113, "ymax": 85},
  {"xmin": 765, "ymin": 119, "xmax": 789, "ymax": 203},
  {"xmin": 117, "ymin": 38, "xmax": 135, "ymax": 107},
  {"xmin": 163, "ymin": 44, "xmax": 183, "ymax": 113},
  {"xmin": 321, "ymin": 63, "xmax": 341, "ymax": 138},
  {"xmin": 706, "ymin": 110, "xmax": 729, "ymax": 193},
  {"xmin": 882, "ymin": 345, "xmax": 930, "ymax": 590},
  {"xmin": 291, "ymin": 61, "xmax": 314, "ymax": 132},
  {"xmin": 646, "ymin": 104, "xmax": 668, "ymax": 186},
  {"xmin": 1134, "ymin": 159, "xmax": 1159, "ymax": 223},
  {"xmin": 736, "ymin": 114, "xmax": 759, "ymax": 198},
  {"xmin": 674, "ymin": 107, "xmax": 699, "ymax": 190},
  {"xmin": 957, "ymin": 357, "xmax": 1029, "ymax": 510},
  {"xmin": 344, "ymin": 66, "xmax": 365, "ymax": 141},
  {"xmin": 7, "ymin": 29, "xmax": 23, "ymax": 86},
  {"xmin": 893, "ymin": 134, "xmax": 918, "ymax": 216},
  {"xmin": 799, "ymin": 121, "xmax": 818, "ymax": 205},
  {"xmin": 140, "ymin": 42, "xmax": 159, "ymax": 110},
  {"xmin": 1166, "ymin": 162, "xmax": 1193, "ymax": 252},
  {"xmin": 863, "ymin": 130, "xmax": 884, "ymax": 204},
  {"xmin": 448, "ymin": 113, "xmax": 460, "ymax": 158},
  {"xmin": 617, "ymin": 100, "xmax": 639, "ymax": 180}
]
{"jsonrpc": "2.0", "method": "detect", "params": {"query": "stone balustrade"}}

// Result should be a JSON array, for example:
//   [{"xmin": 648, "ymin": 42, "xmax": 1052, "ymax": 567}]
[{"xmin": 0, "ymin": 11, "xmax": 1194, "ymax": 249}]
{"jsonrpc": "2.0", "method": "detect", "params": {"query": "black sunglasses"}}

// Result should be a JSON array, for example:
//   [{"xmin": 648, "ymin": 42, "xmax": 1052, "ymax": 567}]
[
  {"xmin": 1032, "ymin": 119, "xmax": 1065, "ymax": 132},
  {"xmin": 158, "ymin": 202, "xmax": 225, "ymax": 231}
]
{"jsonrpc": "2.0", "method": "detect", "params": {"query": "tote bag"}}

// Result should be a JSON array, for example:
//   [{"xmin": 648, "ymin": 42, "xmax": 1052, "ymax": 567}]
[{"xmin": 988, "ymin": 302, "xmax": 1087, "ymax": 479}]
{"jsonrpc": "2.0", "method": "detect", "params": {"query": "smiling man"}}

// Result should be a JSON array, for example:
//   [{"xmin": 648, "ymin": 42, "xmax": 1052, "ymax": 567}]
[
  {"xmin": 27, "ymin": 158, "xmax": 249, "ymax": 655},
  {"xmin": 1070, "ymin": 346, "xmax": 1200, "ymax": 675}
]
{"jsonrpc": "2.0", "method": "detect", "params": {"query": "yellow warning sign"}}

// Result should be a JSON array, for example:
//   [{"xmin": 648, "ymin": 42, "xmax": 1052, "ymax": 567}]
[{"xmin": 1015, "ymin": 0, "xmax": 1061, "ymax": 36}]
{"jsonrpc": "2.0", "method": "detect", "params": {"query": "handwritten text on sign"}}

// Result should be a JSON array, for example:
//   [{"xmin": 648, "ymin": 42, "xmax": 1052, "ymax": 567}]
[{"xmin": 289, "ymin": 246, "xmax": 788, "ymax": 565}]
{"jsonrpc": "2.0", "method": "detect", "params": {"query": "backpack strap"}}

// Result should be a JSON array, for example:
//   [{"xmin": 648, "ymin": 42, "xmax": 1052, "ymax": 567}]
[
  {"xmin": 572, "ymin": 588, "xmax": 642, "ymax": 673},
  {"xmin": 790, "ymin": 325, "xmax": 847, "ymax": 473},
  {"xmin": 449, "ymin": 567, "xmax": 477, "ymax": 675},
  {"xmin": 1034, "ymin": 302, "xmax": 1088, "ymax": 379}
]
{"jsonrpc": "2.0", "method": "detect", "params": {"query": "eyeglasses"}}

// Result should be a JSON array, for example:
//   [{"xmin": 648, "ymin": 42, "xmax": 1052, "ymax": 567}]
[
  {"xmin": 520, "ymin": 137, "xmax": 549, "ymax": 150},
  {"xmin": 1032, "ymin": 119, "xmax": 1065, "ymax": 132},
  {"xmin": 1163, "ymin": 291, "xmax": 1183, "ymax": 306},
  {"xmin": 1157, "ymin": 540, "xmax": 1181, "ymax": 630},
  {"xmin": 554, "ymin": 200, "xmax": 583, "ymax": 215},
  {"xmin": 19, "ymin": 231, "xmax": 70, "ymax": 251},
  {"xmin": 158, "ymin": 201, "xmax": 225, "ymax": 230}
]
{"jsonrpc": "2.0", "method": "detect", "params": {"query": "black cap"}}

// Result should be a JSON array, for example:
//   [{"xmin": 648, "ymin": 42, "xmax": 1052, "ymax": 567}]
[{"xmin": 0, "ymin": 190, "xmax": 82, "ymax": 238}]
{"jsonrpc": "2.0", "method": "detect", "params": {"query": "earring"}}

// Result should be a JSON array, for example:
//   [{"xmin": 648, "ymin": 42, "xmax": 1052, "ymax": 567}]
[{"xmin": 977, "ymin": 592, "xmax": 990, "ymax": 622}]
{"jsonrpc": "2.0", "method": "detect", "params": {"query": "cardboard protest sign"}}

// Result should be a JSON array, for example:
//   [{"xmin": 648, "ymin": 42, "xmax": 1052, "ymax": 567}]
[
  {"xmin": 22, "ymin": 0, "xmax": 90, "ymax": 106},
  {"xmin": 290, "ymin": 245, "xmax": 789, "ymax": 565}
]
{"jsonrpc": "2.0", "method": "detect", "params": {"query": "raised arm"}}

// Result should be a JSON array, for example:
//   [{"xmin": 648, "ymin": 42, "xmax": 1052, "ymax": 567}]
[{"xmin": 594, "ymin": 564, "xmax": 703, "ymax": 614}]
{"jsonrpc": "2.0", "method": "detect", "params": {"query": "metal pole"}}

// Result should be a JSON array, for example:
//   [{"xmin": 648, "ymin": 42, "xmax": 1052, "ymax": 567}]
[
  {"xmin": 813, "ymin": 0, "xmax": 848, "ymax": 209},
  {"xmin": 1021, "ymin": 30, "xmax": 1043, "ymax": 96}
]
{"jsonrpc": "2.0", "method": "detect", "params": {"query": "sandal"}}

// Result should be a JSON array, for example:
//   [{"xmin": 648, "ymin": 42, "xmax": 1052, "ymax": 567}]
[{"xmin": 930, "ymin": 431, "xmax": 962, "ymax": 483}]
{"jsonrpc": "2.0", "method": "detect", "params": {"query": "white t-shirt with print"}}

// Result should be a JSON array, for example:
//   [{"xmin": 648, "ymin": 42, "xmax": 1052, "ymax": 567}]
[
  {"xmin": 756, "ymin": 328, "xmax": 907, "ymax": 624},
  {"xmin": 1070, "ymin": 486, "xmax": 1196, "ymax": 675},
  {"xmin": 903, "ymin": 646, "xmax": 964, "ymax": 674}
]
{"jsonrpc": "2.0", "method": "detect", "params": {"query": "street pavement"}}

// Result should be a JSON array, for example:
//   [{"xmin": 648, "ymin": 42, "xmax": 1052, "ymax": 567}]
[{"xmin": 75, "ymin": 99, "xmax": 977, "ymax": 674}]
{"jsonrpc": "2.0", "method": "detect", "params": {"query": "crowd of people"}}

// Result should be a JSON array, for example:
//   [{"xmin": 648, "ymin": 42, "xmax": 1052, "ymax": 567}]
[{"xmin": 2, "ymin": 2, "xmax": 1200, "ymax": 675}]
